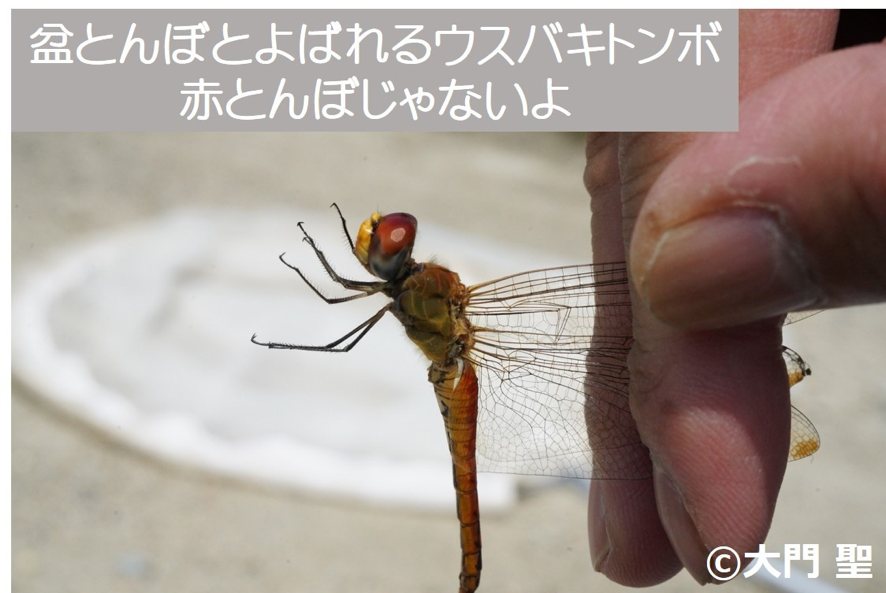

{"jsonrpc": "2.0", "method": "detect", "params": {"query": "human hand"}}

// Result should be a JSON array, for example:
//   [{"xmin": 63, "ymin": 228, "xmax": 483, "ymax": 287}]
[{"xmin": 585, "ymin": 9, "xmax": 885, "ymax": 586}]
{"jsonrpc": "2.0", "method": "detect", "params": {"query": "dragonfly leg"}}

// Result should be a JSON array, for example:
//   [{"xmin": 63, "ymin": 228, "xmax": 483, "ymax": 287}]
[
  {"xmin": 330, "ymin": 202, "xmax": 355, "ymax": 251},
  {"xmin": 251, "ymin": 304, "xmax": 390, "ymax": 352},
  {"xmin": 278, "ymin": 253, "xmax": 384, "ymax": 305},
  {"xmin": 296, "ymin": 222, "xmax": 384, "ymax": 293}
]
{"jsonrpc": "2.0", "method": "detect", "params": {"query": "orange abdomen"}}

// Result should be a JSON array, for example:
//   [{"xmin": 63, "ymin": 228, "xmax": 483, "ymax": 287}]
[{"xmin": 432, "ymin": 360, "xmax": 482, "ymax": 593}]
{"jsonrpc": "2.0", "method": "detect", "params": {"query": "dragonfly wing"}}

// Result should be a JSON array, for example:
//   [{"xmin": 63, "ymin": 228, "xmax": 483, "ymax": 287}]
[
  {"xmin": 781, "ymin": 345, "xmax": 820, "ymax": 461},
  {"xmin": 789, "ymin": 406, "xmax": 821, "ymax": 460},
  {"xmin": 782, "ymin": 346, "xmax": 812, "ymax": 387},
  {"xmin": 465, "ymin": 263, "xmax": 821, "ymax": 479},
  {"xmin": 784, "ymin": 310, "xmax": 822, "ymax": 326},
  {"xmin": 465, "ymin": 263, "xmax": 651, "ymax": 480}
]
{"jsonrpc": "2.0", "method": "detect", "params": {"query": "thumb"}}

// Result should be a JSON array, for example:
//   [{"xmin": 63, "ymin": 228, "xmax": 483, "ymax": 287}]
[{"xmin": 630, "ymin": 42, "xmax": 886, "ymax": 330}]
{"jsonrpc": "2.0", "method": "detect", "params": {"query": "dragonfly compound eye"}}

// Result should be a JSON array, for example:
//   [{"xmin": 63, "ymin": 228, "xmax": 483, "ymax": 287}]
[{"xmin": 368, "ymin": 212, "xmax": 417, "ymax": 280}]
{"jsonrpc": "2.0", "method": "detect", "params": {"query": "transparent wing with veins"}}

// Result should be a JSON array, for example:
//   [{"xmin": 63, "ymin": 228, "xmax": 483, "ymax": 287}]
[{"xmin": 463, "ymin": 263, "xmax": 820, "ymax": 480}]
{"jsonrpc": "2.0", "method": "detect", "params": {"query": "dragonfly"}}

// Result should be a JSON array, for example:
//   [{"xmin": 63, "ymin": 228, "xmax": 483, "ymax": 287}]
[{"xmin": 252, "ymin": 205, "xmax": 820, "ymax": 593}]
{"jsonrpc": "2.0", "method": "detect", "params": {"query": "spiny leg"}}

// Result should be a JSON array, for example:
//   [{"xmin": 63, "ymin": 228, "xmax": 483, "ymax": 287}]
[
  {"xmin": 296, "ymin": 222, "xmax": 381, "ymax": 291},
  {"xmin": 251, "ymin": 304, "xmax": 390, "ymax": 352},
  {"xmin": 330, "ymin": 202, "xmax": 355, "ymax": 251},
  {"xmin": 278, "ymin": 253, "xmax": 383, "ymax": 305}
]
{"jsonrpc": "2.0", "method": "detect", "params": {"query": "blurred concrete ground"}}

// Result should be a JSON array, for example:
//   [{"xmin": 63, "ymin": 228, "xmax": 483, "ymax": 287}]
[{"xmin": 11, "ymin": 133, "xmax": 886, "ymax": 592}]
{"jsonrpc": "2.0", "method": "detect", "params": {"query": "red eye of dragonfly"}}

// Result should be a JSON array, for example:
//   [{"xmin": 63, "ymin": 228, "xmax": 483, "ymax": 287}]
[{"xmin": 367, "ymin": 212, "xmax": 417, "ymax": 281}]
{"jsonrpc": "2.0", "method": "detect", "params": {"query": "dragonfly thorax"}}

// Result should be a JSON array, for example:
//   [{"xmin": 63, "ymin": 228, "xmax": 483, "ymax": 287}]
[{"xmin": 390, "ymin": 262, "xmax": 472, "ymax": 366}]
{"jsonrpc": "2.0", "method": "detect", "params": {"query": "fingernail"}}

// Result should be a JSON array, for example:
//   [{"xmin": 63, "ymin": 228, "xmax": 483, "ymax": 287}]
[
  {"xmin": 653, "ymin": 464, "xmax": 711, "ymax": 585},
  {"xmin": 638, "ymin": 208, "xmax": 818, "ymax": 329}
]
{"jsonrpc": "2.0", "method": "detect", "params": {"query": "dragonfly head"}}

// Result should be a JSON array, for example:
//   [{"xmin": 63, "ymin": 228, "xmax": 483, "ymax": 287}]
[{"xmin": 354, "ymin": 212, "xmax": 417, "ymax": 281}]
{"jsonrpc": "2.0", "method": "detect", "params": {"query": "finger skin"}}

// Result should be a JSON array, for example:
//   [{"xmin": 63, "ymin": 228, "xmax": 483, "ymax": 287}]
[
  {"xmin": 632, "ymin": 42, "xmax": 886, "ymax": 329},
  {"xmin": 629, "ymin": 319, "xmax": 792, "ymax": 584},
  {"xmin": 585, "ymin": 133, "xmax": 682, "ymax": 586},
  {"xmin": 738, "ymin": 10, "xmax": 839, "ymax": 97}
]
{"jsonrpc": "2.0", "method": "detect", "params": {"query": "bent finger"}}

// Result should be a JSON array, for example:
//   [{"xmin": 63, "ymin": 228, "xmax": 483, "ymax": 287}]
[
  {"xmin": 585, "ymin": 133, "xmax": 682, "ymax": 586},
  {"xmin": 631, "ymin": 43, "xmax": 886, "ymax": 330}
]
